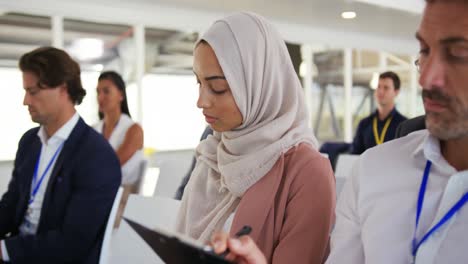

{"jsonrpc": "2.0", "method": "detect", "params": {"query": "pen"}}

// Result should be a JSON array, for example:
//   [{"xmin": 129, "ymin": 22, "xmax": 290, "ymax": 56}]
[{"xmin": 219, "ymin": 225, "xmax": 252, "ymax": 258}]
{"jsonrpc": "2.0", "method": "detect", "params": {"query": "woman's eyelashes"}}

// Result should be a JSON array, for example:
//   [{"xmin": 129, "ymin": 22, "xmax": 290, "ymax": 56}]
[
  {"xmin": 197, "ymin": 80, "xmax": 228, "ymax": 95},
  {"xmin": 211, "ymin": 88, "xmax": 227, "ymax": 95}
]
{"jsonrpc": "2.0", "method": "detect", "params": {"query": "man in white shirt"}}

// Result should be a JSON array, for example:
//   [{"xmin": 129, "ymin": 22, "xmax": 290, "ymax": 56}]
[
  {"xmin": 327, "ymin": 1, "xmax": 468, "ymax": 263},
  {"xmin": 208, "ymin": 1, "xmax": 468, "ymax": 263},
  {"xmin": 0, "ymin": 47, "xmax": 121, "ymax": 263}
]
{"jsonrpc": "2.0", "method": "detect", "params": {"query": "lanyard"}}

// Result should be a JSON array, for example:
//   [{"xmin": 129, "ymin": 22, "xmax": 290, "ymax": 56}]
[
  {"xmin": 412, "ymin": 160, "xmax": 468, "ymax": 258},
  {"xmin": 29, "ymin": 142, "xmax": 65, "ymax": 205},
  {"xmin": 372, "ymin": 116, "xmax": 392, "ymax": 145}
]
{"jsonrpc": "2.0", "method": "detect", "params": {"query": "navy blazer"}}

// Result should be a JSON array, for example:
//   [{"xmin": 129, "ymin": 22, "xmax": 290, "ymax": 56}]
[{"xmin": 0, "ymin": 118, "xmax": 121, "ymax": 264}]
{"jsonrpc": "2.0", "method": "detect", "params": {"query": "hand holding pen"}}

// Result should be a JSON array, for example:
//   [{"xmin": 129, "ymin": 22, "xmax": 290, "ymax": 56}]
[{"xmin": 211, "ymin": 225, "xmax": 267, "ymax": 264}]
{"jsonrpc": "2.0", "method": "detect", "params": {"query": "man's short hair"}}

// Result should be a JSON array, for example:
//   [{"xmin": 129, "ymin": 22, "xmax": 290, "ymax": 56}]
[
  {"xmin": 379, "ymin": 71, "xmax": 401, "ymax": 90},
  {"xmin": 19, "ymin": 46, "xmax": 86, "ymax": 105}
]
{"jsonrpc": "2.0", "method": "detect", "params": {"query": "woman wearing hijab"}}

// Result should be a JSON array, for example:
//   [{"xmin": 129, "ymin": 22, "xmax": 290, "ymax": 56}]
[
  {"xmin": 176, "ymin": 12, "xmax": 335, "ymax": 263},
  {"xmin": 94, "ymin": 71, "xmax": 144, "ymax": 226}
]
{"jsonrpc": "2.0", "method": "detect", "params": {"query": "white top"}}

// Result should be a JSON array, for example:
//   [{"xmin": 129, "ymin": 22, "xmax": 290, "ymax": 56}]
[
  {"xmin": 1, "ymin": 112, "xmax": 80, "ymax": 261},
  {"xmin": 93, "ymin": 113, "xmax": 143, "ymax": 185},
  {"xmin": 326, "ymin": 130, "xmax": 468, "ymax": 264}
]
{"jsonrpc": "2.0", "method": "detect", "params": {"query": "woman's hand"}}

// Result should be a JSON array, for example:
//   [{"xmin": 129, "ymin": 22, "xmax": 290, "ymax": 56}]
[{"xmin": 211, "ymin": 232, "xmax": 267, "ymax": 264}]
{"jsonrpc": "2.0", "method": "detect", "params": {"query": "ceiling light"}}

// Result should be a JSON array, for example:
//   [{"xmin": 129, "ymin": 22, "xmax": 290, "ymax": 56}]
[
  {"xmin": 341, "ymin": 11, "xmax": 357, "ymax": 19},
  {"xmin": 91, "ymin": 64, "xmax": 104, "ymax": 72},
  {"xmin": 369, "ymin": 72, "xmax": 379, "ymax": 90},
  {"xmin": 354, "ymin": 0, "xmax": 423, "ymax": 14},
  {"xmin": 68, "ymin": 38, "xmax": 104, "ymax": 61}
]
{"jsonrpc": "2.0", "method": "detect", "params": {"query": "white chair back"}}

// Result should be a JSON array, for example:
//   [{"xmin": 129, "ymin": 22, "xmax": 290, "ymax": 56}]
[
  {"xmin": 152, "ymin": 150, "xmax": 194, "ymax": 198},
  {"xmin": 123, "ymin": 195, "xmax": 181, "ymax": 230},
  {"xmin": 109, "ymin": 195, "xmax": 181, "ymax": 263},
  {"xmin": 99, "ymin": 186, "xmax": 123, "ymax": 264},
  {"xmin": 0, "ymin": 161, "xmax": 13, "ymax": 197},
  {"xmin": 135, "ymin": 158, "xmax": 148, "ymax": 194}
]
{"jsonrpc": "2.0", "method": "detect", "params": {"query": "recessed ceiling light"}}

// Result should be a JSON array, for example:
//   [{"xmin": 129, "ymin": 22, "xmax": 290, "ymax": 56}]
[
  {"xmin": 341, "ymin": 11, "xmax": 357, "ymax": 19},
  {"xmin": 68, "ymin": 38, "xmax": 104, "ymax": 61}
]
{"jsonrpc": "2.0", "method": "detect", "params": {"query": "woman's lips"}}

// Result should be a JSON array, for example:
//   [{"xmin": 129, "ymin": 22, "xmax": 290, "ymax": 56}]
[{"xmin": 204, "ymin": 114, "xmax": 217, "ymax": 124}]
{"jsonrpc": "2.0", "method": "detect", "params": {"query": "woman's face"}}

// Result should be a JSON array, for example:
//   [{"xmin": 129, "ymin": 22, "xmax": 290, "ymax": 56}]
[
  {"xmin": 193, "ymin": 42, "xmax": 243, "ymax": 132},
  {"xmin": 96, "ymin": 78, "xmax": 123, "ymax": 114}
]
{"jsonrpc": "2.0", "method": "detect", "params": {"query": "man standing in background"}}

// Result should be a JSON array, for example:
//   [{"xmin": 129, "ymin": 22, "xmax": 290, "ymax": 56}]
[{"xmin": 351, "ymin": 71, "xmax": 407, "ymax": 154}]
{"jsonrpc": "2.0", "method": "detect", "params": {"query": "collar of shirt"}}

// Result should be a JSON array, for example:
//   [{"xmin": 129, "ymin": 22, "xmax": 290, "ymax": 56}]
[
  {"xmin": 374, "ymin": 107, "xmax": 396, "ymax": 121},
  {"xmin": 411, "ymin": 131, "xmax": 468, "ymax": 263},
  {"xmin": 37, "ymin": 112, "xmax": 80, "ymax": 146},
  {"xmin": 412, "ymin": 130, "xmax": 458, "ymax": 176}
]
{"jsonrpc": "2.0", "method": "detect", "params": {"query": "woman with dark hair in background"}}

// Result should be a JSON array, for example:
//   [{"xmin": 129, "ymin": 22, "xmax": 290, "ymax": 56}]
[{"xmin": 93, "ymin": 71, "xmax": 144, "ymax": 226}]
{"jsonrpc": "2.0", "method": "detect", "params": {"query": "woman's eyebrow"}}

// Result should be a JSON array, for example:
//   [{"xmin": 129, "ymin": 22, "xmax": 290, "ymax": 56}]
[{"xmin": 205, "ymin": 75, "xmax": 226, "ymax": 81}]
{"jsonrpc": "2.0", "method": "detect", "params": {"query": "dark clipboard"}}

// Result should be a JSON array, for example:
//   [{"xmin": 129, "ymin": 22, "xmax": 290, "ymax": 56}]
[{"xmin": 124, "ymin": 218, "xmax": 233, "ymax": 264}]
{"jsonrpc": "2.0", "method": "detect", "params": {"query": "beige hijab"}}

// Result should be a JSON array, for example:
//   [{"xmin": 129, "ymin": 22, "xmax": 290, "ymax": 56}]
[{"xmin": 176, "ymin": 12, "xmax": 318, "ymax": 242}]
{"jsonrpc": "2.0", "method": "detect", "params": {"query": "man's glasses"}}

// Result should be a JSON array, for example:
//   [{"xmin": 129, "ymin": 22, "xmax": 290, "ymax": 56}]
[{"xmin": 414, "ymin": 58, "xmax": 421, "ymax": 72}]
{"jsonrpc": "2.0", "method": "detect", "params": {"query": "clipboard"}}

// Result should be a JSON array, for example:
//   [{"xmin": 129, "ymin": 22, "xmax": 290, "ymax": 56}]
[{"xmin": 124, "ymin": 218, "xmax": 233, "ymax": 264}]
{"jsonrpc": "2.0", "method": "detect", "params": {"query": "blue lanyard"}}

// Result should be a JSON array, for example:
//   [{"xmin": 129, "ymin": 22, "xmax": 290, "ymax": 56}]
[
  {"xmin": 29, "ymin": 142, "xmax": 65, "ymax": 205},
  {"xmin": 412, "ymin": 160, "xmax": 468, "ymax": 257}
]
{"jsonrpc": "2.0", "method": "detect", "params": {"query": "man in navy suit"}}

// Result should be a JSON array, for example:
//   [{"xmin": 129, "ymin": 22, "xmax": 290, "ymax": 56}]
[
  {"xmin": 0, "ymin": 47, "xmax": 121, "ymax": 263},
  {"xmin": 351, "ymin": 71, "xmax": 407, "ymax": 154}
]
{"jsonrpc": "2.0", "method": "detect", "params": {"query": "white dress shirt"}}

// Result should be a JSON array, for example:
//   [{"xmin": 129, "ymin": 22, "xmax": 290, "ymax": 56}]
[
  {"xmin": 1, "ymin": 112, "xmax": 79, "ymax": 261},
  {"xmin": 326, "ymin": 130, "xmax": 468, "ymax": 264}
]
